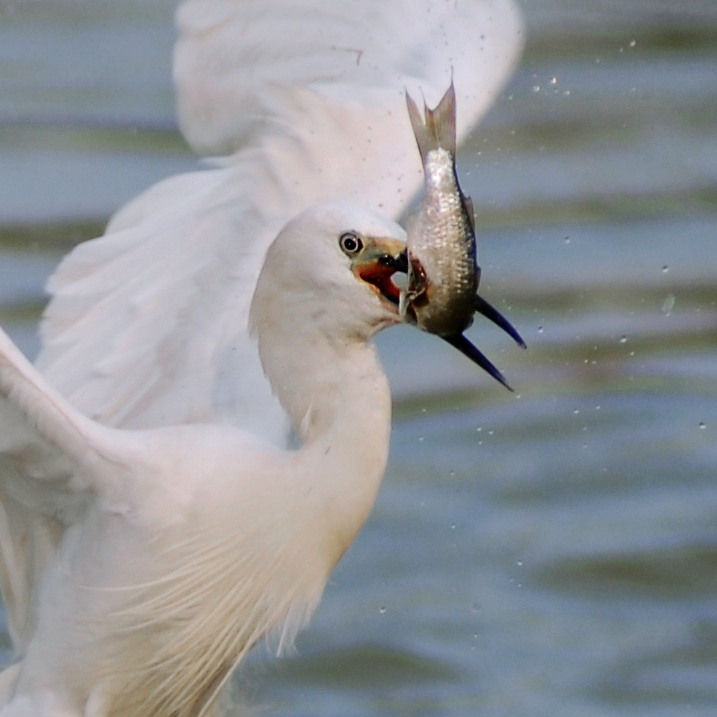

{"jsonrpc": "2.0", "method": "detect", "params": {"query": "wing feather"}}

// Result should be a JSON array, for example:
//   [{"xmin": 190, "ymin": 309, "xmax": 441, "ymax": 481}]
[
  {"xmin": 0, "ymin": 327, "xmax": 123, "ymax": 650},
  {"xmin": 37, "ymin": 0, "xmax": 523, "ymax": 441}
]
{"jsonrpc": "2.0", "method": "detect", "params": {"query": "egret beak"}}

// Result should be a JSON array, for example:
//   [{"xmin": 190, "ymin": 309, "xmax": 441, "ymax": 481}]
[
  {"xmin": 474, "ymin": 294, "xmax": 526, "ymax": 348},
  {"xmin": 443, "ymin": 294, "xmax": 525, "ymax": 392},
  {"xmin": 355, "ymin": 243, "xmax": 408, "ymax": 306},
  {"xmin": 442, "ymin": 333, "xmax": 513, "ymax": 391},
  {"xmin": 383, "ymin": 249, "xmax": 409, "ymax": 274}
]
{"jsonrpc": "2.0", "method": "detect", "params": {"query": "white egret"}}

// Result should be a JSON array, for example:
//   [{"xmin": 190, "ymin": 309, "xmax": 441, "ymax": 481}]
[{"xmin": 0, "ymin": 0, "xmax": 523, "ymax": 714}]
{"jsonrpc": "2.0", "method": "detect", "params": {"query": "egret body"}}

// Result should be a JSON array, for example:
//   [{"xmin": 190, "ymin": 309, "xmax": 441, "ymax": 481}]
[{"xmin": 0, "ymin": 204, "xmax": 407, "ymax": 716}]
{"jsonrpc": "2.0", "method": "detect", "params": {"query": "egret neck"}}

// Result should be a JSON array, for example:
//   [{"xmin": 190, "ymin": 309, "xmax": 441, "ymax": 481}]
[{"xmin": 251, "ymin": 283, "xmax": 393, "ymax": 568}]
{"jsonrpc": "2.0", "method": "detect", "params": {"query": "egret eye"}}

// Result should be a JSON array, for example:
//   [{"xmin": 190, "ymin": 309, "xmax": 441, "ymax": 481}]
[{"xmin": 339, "ymin": 232, "xmax": 363, "ymax": 256}]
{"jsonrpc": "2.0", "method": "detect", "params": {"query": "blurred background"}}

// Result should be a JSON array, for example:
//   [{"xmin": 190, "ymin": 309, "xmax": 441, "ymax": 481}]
[{"xmin": 1, "ymin": 0, "xmax": 716, "ymax": 714}]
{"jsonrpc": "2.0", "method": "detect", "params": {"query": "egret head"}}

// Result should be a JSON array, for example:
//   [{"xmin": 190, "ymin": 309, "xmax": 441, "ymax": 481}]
[{"xmin": 250, "ymin": 201, "xmax": 408, "ymax": 342}]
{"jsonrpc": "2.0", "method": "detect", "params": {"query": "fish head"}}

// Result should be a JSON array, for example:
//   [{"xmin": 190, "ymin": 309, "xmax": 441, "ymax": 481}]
[{"xmin": 401, "ymin": 253, "xmax": 477, "ymax": 336}]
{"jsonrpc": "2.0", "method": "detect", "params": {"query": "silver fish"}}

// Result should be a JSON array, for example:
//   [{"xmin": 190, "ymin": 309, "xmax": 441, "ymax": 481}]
[{"xmin": 402, "ymin": 83, "xmax": 525, "ymax": 389}]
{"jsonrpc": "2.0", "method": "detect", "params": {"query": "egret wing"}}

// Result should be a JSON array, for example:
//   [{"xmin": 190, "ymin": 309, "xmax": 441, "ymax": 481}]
[
  {"xmin": 173, "ymin": 0, "xmax": 523, "ymax": 159},
  {"xmin": 0, "ymin": 328, "xmax": 120, "ymax": 651},
  {"xmin": 36, "ymin": 0, "xmax": 523, "ymax": 442}
]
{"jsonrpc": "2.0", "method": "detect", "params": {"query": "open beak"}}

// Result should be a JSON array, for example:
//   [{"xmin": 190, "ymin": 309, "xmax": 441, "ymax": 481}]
[
  {"xmin": 443, "ymin": 293, "xmax": 526, "ymax": 391},
  {"xmin": 355, "ymin": 242, "xmax": 408, "ymax": 307}
]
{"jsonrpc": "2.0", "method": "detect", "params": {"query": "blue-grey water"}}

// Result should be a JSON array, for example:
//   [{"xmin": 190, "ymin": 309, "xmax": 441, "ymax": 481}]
[{"xmin": 1, "ymin": 1, "xmax": 716, "ymax": 715}]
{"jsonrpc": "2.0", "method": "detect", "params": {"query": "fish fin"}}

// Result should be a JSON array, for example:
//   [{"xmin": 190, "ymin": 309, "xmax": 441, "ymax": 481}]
[
  {"xmin": 426, "ymin": 82, "xmax": 457, "ymax": 155},
  {"xmin": 463, "ymin": 195, "xmax": 475, "ymax": 234},
  {"xmin": 406, "ymin": 82, "xmax": 457, "ymax": 163},
  {"xmin": 443, "ymin": 333, "xmax": 513, "ymax": 391},
  {"xmin": 474, "ymin": 294, "xmax": 526, "ymax": 348},
  {"xmin": 405, "ymin": 91, "xmax": 432, "ymax": 164}
]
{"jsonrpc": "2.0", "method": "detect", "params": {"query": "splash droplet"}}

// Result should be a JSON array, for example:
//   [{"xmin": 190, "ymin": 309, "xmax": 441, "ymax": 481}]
[{"xmin": 661, "ymin": 294, "xmax": 675, "ymax": 314}]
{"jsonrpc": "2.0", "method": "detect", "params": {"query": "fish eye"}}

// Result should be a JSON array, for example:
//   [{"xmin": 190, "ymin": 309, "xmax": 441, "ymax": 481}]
[{"xmin": 339, "ymin": 232, "xmax": 363, "ymax": 256}]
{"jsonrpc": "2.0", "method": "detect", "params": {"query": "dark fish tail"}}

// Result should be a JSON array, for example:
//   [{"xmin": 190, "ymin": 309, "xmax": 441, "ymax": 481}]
[{"xmin": 406, "ymin": 82, "xmax": 457, "ymax": 161}]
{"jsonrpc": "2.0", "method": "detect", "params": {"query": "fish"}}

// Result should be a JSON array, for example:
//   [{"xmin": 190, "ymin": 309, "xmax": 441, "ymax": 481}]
[{"xmin": 402, "ymin": 82, "xmax": 526, "ymax": 389}]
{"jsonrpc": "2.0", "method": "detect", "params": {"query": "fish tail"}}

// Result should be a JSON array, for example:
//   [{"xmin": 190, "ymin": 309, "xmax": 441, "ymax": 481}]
[{"xmin": 406, "ymin": 82, "xmax": 457, "ymax": 162}]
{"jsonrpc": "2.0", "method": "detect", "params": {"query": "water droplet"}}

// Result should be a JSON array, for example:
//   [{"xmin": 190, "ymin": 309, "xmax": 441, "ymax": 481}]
[
  {"xmin": 563, "ymin": 90, "xmax": 571, "ymax": 96},
  {"xmin": 550, "ymin": 76, "xmax": 557, "ymax": 85},
  {"xmin": 573, "ymin": 409, "xmax": 580, "ymax": 415},
  {"xmin": 629, "ymin": 40, "xmax": 636, "ymax": 47},
  {"xmin": 564, "ymin": 236, "xmax": 571, "ymax": 244},
  {"xmin": 537, "ymin": 326, "xmax": 544, "ymax": 334},
  {"xmin": 699, "ymin": 422, "xmax": 706, "ymax": 430},
  {"xmin": 517, "ymin": 560, "xmax": 523, "ymax": 567},
  {"xmin": 661, "ymin": 265, "xmax": 669, "ymax": 273},
  {"xmin": 661, "ymin": 294, "xmax": 675, "ymax": 314},
  {"xmin": 418, "ymin": 436, "xmax": 424, "ymax": 442},
  {"xmin": 619, "ymin": 336, "xmax": 627, "ymax": 344},
  {"xmin": 379, "ymin": 607, "xmax": 386, "ymax": 614},
  {"xmin": 532, "ymin": 85, "xmax": 540, "ymax": 93}
]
